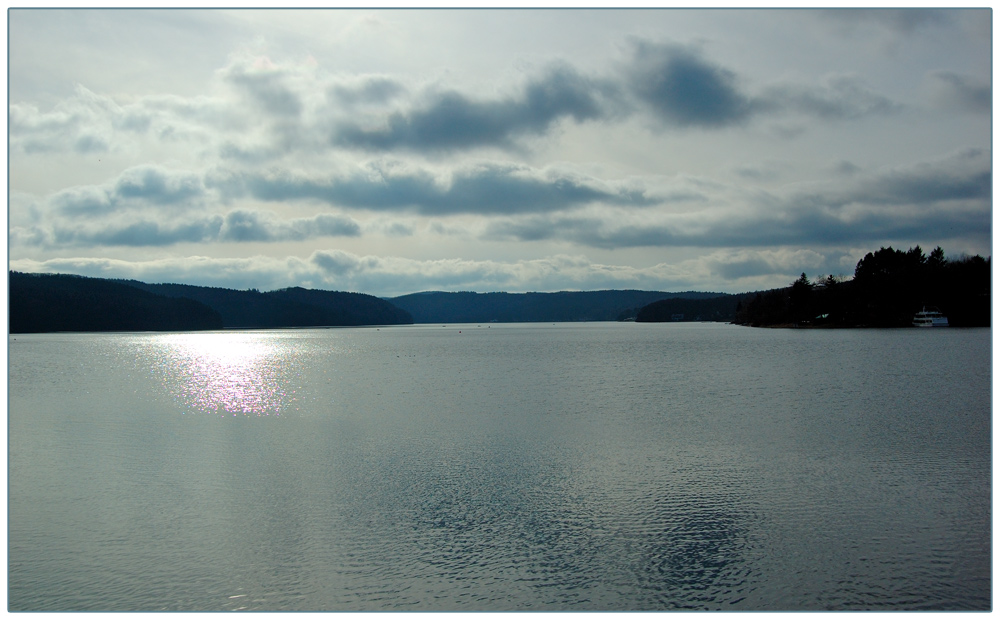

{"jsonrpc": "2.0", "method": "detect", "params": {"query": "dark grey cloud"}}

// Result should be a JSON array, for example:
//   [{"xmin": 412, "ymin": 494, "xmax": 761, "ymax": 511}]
[
  {"xmin": 758, "ymin": 75, "xmax": 902, "ymax": 120},
  {"xmin": 483, "ymin": 151, "xmax": 991, "ymax": 250},
  {"xmin": 483, "ymin": 203, "xmax": 990, "ymax": 251},
  {"xmin": 311, "ymin": 250, "xmax": 360, "ymax": 276},
  {"xmin": 52, "ymin": 217, "xmax": 223, "ymax": 247},
  {"xmin": 482, "ymin": 215, "xmax": 597, "ymax": 243},
  {"xmin": 332, "ymin": 65, "xmax": 608, "ymax": 152},
  {"xmin": 818, "ymin": 9, "xmax": 954, "ymax": 35},
  {"xmin": 376, "ymin": 221, "xmax": 416, "ymax": 237},
  {"xmin": 53, "ymin": 165, "xmax": 205, "ymax": 215},
  {"xmin": 9, "ymin": 38, "xmax": 909, "ymax": 164},
  {"xmin": 222, "ymin": 62, "xmax": 303, "ymax": 118},
  {"xmin": 219, "ymin": 210, "xmax": 361, "ymax": 242},
  {"xmin": 791, "ymin": 148, "xmax": 991, "ymax": 208},
  {"xmin": 832, "ymin": 160, "xmax": 862, "ymax": 176},
  {"xmin": 732, "ymin": 161, "xmax": 790, "ymax": 181},
  {"xmin": 331, "ymin": 77, "xmax": 406, "ymax": 105},
  {"xmin": 73, "ymin": 134, "xmax": 109, "ymax": 153},
  {"xmin": 213, "ymin": 164, "xmax": 655, "ymax": 215},
  {"xmin": 625, "ymin": 40, "xmax": 752, "ymax": 128},
  {"xmin": 17, "ymin": 208, "xmax": 361, "ymax": 248},
  {"xmin": 855, "ymin": 167, "xmax": 990, "ymax": 206},
  {"xmin": 926, "ymin": 70, "xmax": 991, "ymax": 114},
  {"xmin": 114, "ymin": 165, "xmax": 204, "ymax": 204},
  {"xmin": 321, "ymin": 37, "xmax": 901, "ymax": 149}
]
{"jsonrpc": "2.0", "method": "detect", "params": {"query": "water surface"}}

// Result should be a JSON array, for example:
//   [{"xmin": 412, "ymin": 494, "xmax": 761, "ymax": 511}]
[{"xmin": 8, "ymin": 323, "xmax": 991, "ymax": 610}]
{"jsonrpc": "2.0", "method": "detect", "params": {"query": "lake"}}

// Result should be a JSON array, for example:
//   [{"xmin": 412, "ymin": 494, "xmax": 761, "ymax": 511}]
[{"xmin": 7, "ymin": 322, "xmax": 991, "ymax": 611}]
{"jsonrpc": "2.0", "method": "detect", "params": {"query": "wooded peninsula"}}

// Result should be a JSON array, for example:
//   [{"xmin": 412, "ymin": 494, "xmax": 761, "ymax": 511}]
[{"xmin": 728, "ymin": 246, "xmax": 990, "ymax": 328}]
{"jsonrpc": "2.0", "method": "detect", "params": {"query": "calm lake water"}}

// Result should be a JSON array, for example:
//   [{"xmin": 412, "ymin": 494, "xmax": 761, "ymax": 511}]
[{"xmin": 8, "ymin": 323, "xmax": 991, "ymax": 611}]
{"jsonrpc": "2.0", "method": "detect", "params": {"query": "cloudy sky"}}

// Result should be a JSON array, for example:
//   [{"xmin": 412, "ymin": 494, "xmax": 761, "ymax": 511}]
[{"xmin": 8, "ymin": 8, "xmax": 992, "ymax": 297}]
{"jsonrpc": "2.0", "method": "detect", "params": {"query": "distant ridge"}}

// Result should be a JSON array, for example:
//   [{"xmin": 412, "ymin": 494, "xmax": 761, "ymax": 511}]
[{"xmin": 388, "ymin": 290, "xmax": 728, "ymax": 324}]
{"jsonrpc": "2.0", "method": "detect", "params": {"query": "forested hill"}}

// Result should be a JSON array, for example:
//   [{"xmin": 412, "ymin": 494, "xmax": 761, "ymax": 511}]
[
  {"xmin": 730, "ymin": 247, "xmax": 990, "ymax": 328},
  {"xmin": 8, "ymin": 272, "xmax": 413, "ymax": 332},
  {"xmin": 125, "ymin": 281, "xmax": 413, "ymax": 328},
  {"xmin": 634, "ymin": 294, "xmax": 746, "ymax": 323},
  {"xmin": 388, "ymin": 290, "xmax": 725, "ymax": 323},
  {"xmin": 10, "ymin": 271, "xmax": 224, "ymax": 333}
]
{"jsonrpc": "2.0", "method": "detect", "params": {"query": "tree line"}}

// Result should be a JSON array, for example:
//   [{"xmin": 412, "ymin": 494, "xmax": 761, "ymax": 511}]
[
  {"xmin": 9, "ymin": 272, "xmax": 414, "ymax": 333},
  {"xmin": 129, "ymin": 281, "xmax": 413, "ymax": 328},
  {"xmin": 390, "ymin": 290, "xmax": 724, "ymax": 323},
  {"xmin": 10, "ymin": 272, "xmax": 224, "ymax": 333},
  {"xmin": 633, "ymin": 295, "xmax": 742, "ymax": 323},
  {"xmin": 732, "ymin": 246, "xmax": 990, "ymax": 327}
]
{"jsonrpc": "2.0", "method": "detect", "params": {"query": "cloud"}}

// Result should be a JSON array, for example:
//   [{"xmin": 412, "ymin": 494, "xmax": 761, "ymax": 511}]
[
  {"xmin": 831, "ymin": 160, "xmax": 862, "ymax": 176},
  {"xmin": 13, "ymin": 209, "xmax": 362, "ymax": 248},
  {"xmin": 10, "ymin": 86, "xmax": 114, "ymax": 154},
  {"xmin": 624, "ymin": 40, "xmax": 752, "ymax": 128},
  {"xmin": 218, "ymin": 210, "xmax": 361, "ymax": 242},
  {"xmin": 482, "ymin": 150, "xmax": 992, "ymax": 250},
  {"xmin": 52, "ymin": 165, "xmax": 206, "ymax": 215},
  {"xmin": 330, "ymin": 76, "xmax": 407, "ymax": 106},
  {"xmin": 620, "ymin": 40, "xmax": 902, "ymax": 130},
  {"xmin": 792, "ymin": 147, "xmax": 991, "ymax": 208},
  {"xmin": 924, "ymin": 70, "xmax": 991, "ymax": 113},
  {"xmin": 366, "ymin": 219, "xmax": 416, "ymax": 237},
  {"xmin": 333, "ymin": 64, "xmax": 608, "ymax": 152},
  {"xmin": 758, "ymin": 74, "xmax": 902, "ymax": 119},
  {"xmin": 703, "ymin": 248, "xmax": 843, "ymax": 281},
  {"xmin": 9, "ymin": 85, "xmax": 226, "ymax": 155},
  {"xmin": 9, "ymin": 255, "xmax": 306, "ymax": 291},
  {"xmin": 213, "ymin": 162, "xmax": 656, "ymax": 215},
  {"xmin": 221, "ymin": 57, "xmax": 304, "ymax": 118},
  {"xmin": 484, "ymin": 207, "xmax": 987, "ymax": 251},
  {"xmin": 41, "ymin": 217, "xmax": 224, "ymax": 247},
  {"xmin": 732, "ymin": 160, "xmax": 791, "ymax": 181},
  {"xmin": 818, "ymin": 9, "xmax": 954, "ymax": 36},
  {"xmin": 10, "ymin": 42, "xmax": 909, "ymax": 168},
  {"xmin": 114, "ymin": 165, "xmax": 205, "ymax": 204}
]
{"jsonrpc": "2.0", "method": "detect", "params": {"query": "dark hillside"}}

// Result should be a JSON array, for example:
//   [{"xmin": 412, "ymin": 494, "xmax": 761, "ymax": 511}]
[
  {"xmin": 390, "ymin": 290, "xmax": 724, "ymax": 323},
  {"xmin": 9, "ymin": 271, "xmax": 223, "ymax": 333},
  {"xmin": 268, "ymin": 287, "xmax": 413, "ymax": 326},
  {"xmin": 126, "ymin": 281, "xmax": 413, "ymax": 328},
  {"xmin": 634, "ymin": 295, "xmax": 743, "ymax": 323}
]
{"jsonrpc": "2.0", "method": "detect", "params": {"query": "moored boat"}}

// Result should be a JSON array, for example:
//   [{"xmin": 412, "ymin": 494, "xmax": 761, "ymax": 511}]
[{"xmin": 912, "ymin": 306, "xmax": 949, "ymax": 327}]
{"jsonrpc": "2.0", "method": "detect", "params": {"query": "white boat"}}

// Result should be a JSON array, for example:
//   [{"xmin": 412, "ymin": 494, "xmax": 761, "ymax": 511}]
[{"xmin": 912, "ymin": 306, "xmax": 949, "ymax": 327}]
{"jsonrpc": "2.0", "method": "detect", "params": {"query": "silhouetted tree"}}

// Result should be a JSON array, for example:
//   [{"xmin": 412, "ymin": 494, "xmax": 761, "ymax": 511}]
[{"xmin": 789, "ymin": 273, "xmax": 813, "ymax": 324}]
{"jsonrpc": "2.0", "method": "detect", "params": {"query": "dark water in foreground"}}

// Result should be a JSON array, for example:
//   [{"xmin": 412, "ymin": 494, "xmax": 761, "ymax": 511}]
[{"xmin": 8, "ymin": 323, "xmax": 991, "ymax": 611}]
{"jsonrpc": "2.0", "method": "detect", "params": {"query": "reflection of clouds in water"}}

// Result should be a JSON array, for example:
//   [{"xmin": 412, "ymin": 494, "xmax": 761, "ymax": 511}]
[{"xmin": 150, "ymin": 333, "xmax": 298, "ymax": 416}]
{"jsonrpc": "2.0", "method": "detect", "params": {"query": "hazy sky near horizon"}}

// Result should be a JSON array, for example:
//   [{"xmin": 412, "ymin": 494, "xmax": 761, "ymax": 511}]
[{"xmin": 8, "ymin": 8, "xmax": 992, "ymax": 296}]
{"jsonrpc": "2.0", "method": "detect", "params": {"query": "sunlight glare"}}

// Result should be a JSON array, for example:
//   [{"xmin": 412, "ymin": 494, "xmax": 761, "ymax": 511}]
[{"xmin": 153, "ymin": 332, "xmax": 296, "ymax": 416}]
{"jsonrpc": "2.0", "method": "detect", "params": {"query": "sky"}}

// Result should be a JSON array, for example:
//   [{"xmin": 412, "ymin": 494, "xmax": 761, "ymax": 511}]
[{"xmin": 7, "ymin": 8, "xmax": 992, "ymax": 297}]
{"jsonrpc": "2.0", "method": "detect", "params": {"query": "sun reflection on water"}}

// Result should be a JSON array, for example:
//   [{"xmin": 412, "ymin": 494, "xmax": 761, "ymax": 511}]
[{"xmin": 150, "ymin": 332, "xmax": 298, "ymax": 416}]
